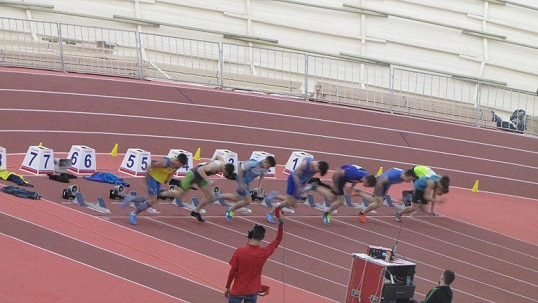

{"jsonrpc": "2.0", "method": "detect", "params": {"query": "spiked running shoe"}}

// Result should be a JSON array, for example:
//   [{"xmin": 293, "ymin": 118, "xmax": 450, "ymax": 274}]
[
  {"xmin": 191, "ymin": 211, "xmax": 205, "ymax": 222},
  {"xmin": 225, "ymin": 210, "xmax": 235, "ymax": 221},
  {"xmin": 129, "ymin": 212, "xmax": 137, "ymax": 225},
  {"xmin": 359, "ymin": 213, "xmax": 366, "ymax": 223},
  {"xmin": 266, "ymin": 212, "xmax": 275, "ymax": 224},
  {"xmin": 322, "ymin": 212, "xmax": 331, "ymax": 225}
]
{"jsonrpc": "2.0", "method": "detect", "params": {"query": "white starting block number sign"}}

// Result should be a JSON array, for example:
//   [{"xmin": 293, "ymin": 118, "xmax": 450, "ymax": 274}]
[
  {"xmin": 0, "ymin": 147, "xmax": 6, "ymax": 170},
  {"xmin": 167, "ymin": 149, "xmax": 193, "ymax": 176},
  {"xmin": 119, "ymin": 148, "xmax": 151, "ymax": 177},
  {"xmin": 250, "ymin": 151, "xmax": 275, "ymax": 178},
  {"xmin": 212, "ymin": 149, "xmax": 238, "ymax": 176},
  {"xmin": 284, "ymin": 151, "xmax": 313, "ymax": 175},
  {"xmin": 67, "ymin": 145, "xmax": 97, "ymax": 174},
  {"xmin": 20, "ymin": 146, "xmax": 55, "ymax": 175}
]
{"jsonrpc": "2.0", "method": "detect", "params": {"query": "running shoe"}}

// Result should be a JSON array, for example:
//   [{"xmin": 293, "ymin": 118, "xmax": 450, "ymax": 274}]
[
  {"xmin": 359, "ymin": 213, "xmax": 366, "ymax": 223},
  {"xmin": 266, "ymin": 212, "xmax": 275, "ymax": 224},
  {"xmin": 322, "ymin": 212, "xmax": 331, "ymax": 225},
  {"xmin": 225, "ymin": 210, "xmax": 235, "ymax": 221},
  {"xmin": 191, "ymin": 211, "xmax": 205, "ymax": 222},
  {"xmin": 129, "ymin": 212, "xmax": 137, "ymax": 225},
  {"xmin": 395, "ymin": 211, "xmax": 402, "ymax": 222}
]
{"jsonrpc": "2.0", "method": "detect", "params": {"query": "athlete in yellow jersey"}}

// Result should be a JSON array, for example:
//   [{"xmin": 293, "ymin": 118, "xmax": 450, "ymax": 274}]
[
  {"xmin": 413, "ymin": 165, "xmax": 436, "ymax": 180},
  {"xmin": 122, "ymin": 153, "xmax": 188, "ymax": 225}
]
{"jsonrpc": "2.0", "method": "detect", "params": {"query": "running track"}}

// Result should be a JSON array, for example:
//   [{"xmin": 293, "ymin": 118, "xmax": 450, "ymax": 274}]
[{"xmin": 0, "ymin": 68, "xmax": 537, "ymax": 303}]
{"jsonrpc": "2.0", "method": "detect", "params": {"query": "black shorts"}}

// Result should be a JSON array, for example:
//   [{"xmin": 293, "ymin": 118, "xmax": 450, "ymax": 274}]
[
  {"xmin": 412, "ymin": 190, "xmax": 428, "ymax": 205},
  {"xmin": 332, "ymin": 172, "xmax": 347, "ymax": 196}
]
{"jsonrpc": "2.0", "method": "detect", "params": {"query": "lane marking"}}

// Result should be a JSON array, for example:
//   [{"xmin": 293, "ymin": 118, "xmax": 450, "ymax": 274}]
[{"xmin": 0, "ymin": 232, "xmax": 189, "ymax": 302}]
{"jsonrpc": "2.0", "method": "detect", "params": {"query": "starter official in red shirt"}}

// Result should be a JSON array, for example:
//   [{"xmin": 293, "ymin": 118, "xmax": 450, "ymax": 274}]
[{"xmin": 225, "ymin": 216, "xmax": 284, "ymax": 303}]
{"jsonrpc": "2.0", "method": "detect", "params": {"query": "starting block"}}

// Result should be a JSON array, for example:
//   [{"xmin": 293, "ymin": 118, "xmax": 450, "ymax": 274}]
[
  {"xmin": 361, "ymin": 197, "xmax": 370, "ymax": 208},
  {"xmin": 258, "ymin": 193, "xmax": 296, "ymax": 213},
  {"xmin": 0, "ymin": 146, "xmax": 6, "ymax": 170},
  {"xmin": 72, "ymin": 192, "xmax": 111, "ymax": 214},
  {"xmin": 383, "ymin": 194, "xmax": 395, "ymax": 207},
  {"xmin": 125, "ymin": 191, "xmax": 159, "ymax": 214},
  {"xmin": 237, "ymin": 206, "xmax": 252, "ymax": 213},
  {"xmin": 305, "ymin": 194, "xmax": 317, "ymax": 207},
  {"xmin": 259, "ymin": 191, "xmax": 278, "ymax": 207},
  {"xmin": 214, "ymin": 197, "xmax": 252, "ymax": 213},
  {"xmin": 170, "ymin": 197, "xmax": 206, "ymax": 214},
  {"xmin": 210, "ymin": 188, "xmax": 252, "ymax": 213},
  {"xmin": 345, "ymin": 195, "xmax": 375, "ymax": 212},
  {"xmin": 281, "ymin": 206, "xmax": 295, "ymax": 214},
  {"xmin": 67, "ymin": 145, "xmax": 97, "ymax": 174},
  {"xmin": 284, "ymin": 151, "xmax": 312, "ymax": 174},
  {"xmin": 95, "ymin": 197, "xmax": 111, "ymax": 213},
  {"xmin": 304, "ymin": 194, "xmax": 336, "ymax": 213},
  {"xmin": 212, "ymin": 149, "xmax": 238, "ymax": 176},
  {"xmin": 250, "ymin": 151, "xmax": 275, "ymax": 178},
  {"xmin": 261, "ymin": 197, "xmax": 273, "ymax": 208},
  {"xmin": 167, "ymin": 149, "xmax": 193, "ymax": 176},
  {"xmin": 383, "ymin": 194, "xmax": 406, "ymax": 209},
  {"xmin": 344, "ymin": 194, "xmax": 362, "ymax": 208},
  {"xmin": 119, "ymin": 148, "xmax": 151, "ymax": 177},
  {"xmin": 20, "ymin": 145, "xmax": 55, "ymax": 175},
  {"xmin": 214, "ymin": 195, "xmax": 229, "ymax": 207}
]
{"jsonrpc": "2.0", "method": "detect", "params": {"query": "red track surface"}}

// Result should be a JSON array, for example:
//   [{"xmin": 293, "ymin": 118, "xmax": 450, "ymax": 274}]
[{"xmin": 1, "ymin": 68, "xmax": 537, "ymax": 303}]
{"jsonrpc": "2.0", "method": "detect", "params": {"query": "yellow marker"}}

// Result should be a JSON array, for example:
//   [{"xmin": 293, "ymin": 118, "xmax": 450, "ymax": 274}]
[
  {"xmin": 472, "ymin": 180, "xmax": 479, "ymax": 193},
  {"xmin": 375, "ymin": 167, "xmax": 383, "ymax": 177},
  {"xmin": 193, "ymin": 148, "xmax": 201, "ymax": 161},
  {"xmin": 38, "ymin": 142, "xmax": 43, "ymax": 147},
  {"xmin": 110, "ymin": 143, "xmax": 118, "ymax": 156}
]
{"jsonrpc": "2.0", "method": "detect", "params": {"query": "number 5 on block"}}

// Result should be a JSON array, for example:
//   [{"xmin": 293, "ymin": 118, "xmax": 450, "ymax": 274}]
[{"xmin": 119, "ymin": 148, "xmax": 151, "ymax": 177}]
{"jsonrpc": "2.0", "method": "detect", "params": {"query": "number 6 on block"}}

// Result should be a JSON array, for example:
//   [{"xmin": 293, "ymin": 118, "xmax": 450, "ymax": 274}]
[{"xmin": 67, "ymin": 145, "xmax": 97, "ymax": 174}]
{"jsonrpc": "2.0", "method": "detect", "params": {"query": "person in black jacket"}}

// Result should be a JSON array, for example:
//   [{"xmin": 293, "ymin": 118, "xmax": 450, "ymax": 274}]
[{"xmin": 410, "ymin": 269, "xmax": 455, "ymax": 303}]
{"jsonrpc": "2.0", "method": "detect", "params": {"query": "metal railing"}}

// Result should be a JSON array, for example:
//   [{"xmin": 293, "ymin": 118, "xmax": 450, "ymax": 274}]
[{"xmin": 1, "ymin": 16, "xmax": 535, "ymax": 135}]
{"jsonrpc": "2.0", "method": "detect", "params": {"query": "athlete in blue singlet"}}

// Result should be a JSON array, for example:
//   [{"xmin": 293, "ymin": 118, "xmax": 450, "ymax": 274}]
[
  {"xmin": 316, "ymin": 165, "xmax": 377, "ymax": 225},
  {"xmin": 396, "ymin": 174, "xmax": 450, "ymax": 222},
  {"xmin": 220, "ymin": 156, "xmax": 276, "ymax": 221},
  {"xmin": 265, "ymin": 157, "xmax": 329, "ymax": 224},
  {"xmin": 356, "ymin": 168, "xmax": 417, "ymax": 223}
]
